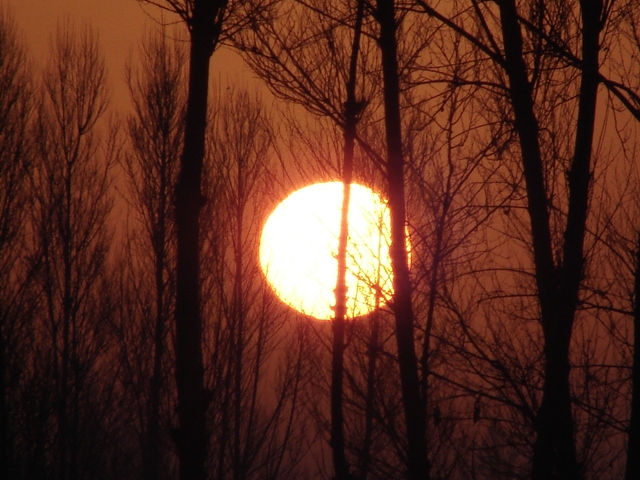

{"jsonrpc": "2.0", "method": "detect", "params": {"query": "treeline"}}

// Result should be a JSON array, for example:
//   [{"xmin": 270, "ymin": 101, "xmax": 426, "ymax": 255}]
[{"xmin": 2, "ymin": 1, "xmax": 640, "ymax": 480}]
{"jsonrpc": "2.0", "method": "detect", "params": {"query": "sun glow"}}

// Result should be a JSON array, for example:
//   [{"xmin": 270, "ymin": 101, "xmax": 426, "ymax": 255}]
[{"xmin": 259, "ymin": 182, "xmax": 397, "ymax": 320}]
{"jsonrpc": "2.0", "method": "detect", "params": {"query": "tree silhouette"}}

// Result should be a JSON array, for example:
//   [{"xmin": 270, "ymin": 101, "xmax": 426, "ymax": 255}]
[
  {"xmin": 29, "ymin": 20, "xmax": 115, "ymax": 480},
  {"xmin": 375, "ymin": 0, "xmax": 430, "ymax": 478},
  {"xmin": 119, "ymin": 27, "xmax": 186, "ymax": 480},
  {"xmin": 142, "ymin": 2, "xmax": 229, "ymax": 479},
  {"xmin": 413, "ymin": 1, "xmax": 611, "ymax": 477},
  {"xmin": 201, "ymin": 85, "xmax": 308, "ymax": 480},
  {"xmin": 0, "ymin": 6, "xmax": 34, "ymax": 478}
]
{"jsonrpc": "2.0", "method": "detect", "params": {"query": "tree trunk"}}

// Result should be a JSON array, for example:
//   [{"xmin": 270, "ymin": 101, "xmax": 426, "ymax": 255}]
[
  {"xmin": 626, "ymin": 227, "xmax": 640, "ymax": 480},
  {"xmin": 330, "ymin": 312, "xmax": 349, "ymax": 480},
  {"xmin": 173, "ymin": 2, "xmax": 221, "ymax": 479},
  {"xmin": 145, "ymin": 227, "xmax": 166, "ymax": 480},
  {"xmin": 0, "ymin": 307, "xmax": 10, "ymax": 479},
  {"xmin": 360, "ymin": 311, "xmax": 380, "ymax": 480},
  {"xmin": 376, "ymin": 0, "xmax": 429, "ymax": 478},
  {"xmin": 232, "ymin": 164, "xmax": 246, "ymax": 480},
  {"xmin": 331, "ymin": 2, "xmax": 364, "ymax": 479},
  {"xmin": 497, "ymin": 1, "xmax": 602, "ymax": 478}
]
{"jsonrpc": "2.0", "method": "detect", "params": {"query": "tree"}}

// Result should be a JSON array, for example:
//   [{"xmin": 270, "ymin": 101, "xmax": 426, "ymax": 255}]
[
  {"xmin": 414, "ymin": 0, "xmax": 612, "ymax": 477},
  {"xmin": 140, "ymin": 1, "xmax": 230, "ymax": 478},
  {"xmin": 198, "ymin": 85, "xmax": 308, "ymax": 480},
  {"xmin": 119, "ymin": 27, "xmax": 186, "ymax": 480},
  {"xmin": 237, "ymin": 2, "xmax": 499, "ymax": 476},
  {"xmin": 29, "ymin": 21, "xmax": 114, "ymax": 480},
  {"xmin": 331, "ymin": 0, "xmax": 365, "ymax": 478},
  {"xmin": 0, "ymin": 6, "xmax": 34, "ymax": 478},
  {"xmin": 234, "ymin": 1, "xmax": 475, "ymax": 477},
  {"xmin": 375, "ymin": 1, "xmax": 430, "ymax": 477},
  {"xmin": 496, "ymin": 2, "xmax": 600, "ymax": 477},
  {"xmin": 602, "ymin": 6, "xmax": 640, "ymax": 477}
]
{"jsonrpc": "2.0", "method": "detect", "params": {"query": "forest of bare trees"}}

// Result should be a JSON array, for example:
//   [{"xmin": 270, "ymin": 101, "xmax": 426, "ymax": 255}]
[{"xmin": 2, "ymin": 0, "xmax": 640, "ymax": 479}]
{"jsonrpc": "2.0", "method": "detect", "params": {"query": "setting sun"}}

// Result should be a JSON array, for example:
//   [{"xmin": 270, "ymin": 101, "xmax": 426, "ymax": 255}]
[{"xmin": 259, "ymin": 182, "xmax": 395, "ymax": 320}]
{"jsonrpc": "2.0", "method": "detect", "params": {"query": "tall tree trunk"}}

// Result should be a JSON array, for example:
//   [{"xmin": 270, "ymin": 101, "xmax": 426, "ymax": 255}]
[
  {"xmin": 626, "ymin": 227, "xmax": 640, "ymax": 480},
  {"xmin": 173, "ymin": 1, "xmax": 224, "ymax": 478},
  {"xmin": 145, "ymin": 223, "xmax": 166, "ymax": 480},
  {"xmin": 331, "ymin": 2, "xmax": 364, "ymax": 479},
  {"xmin": 376, "ymin": 0, "xmax": 429, "ymax": 478},
  {"xmin": 59, "ymin": 169, "xmax": 73, "ymax": 480},
  {"xmin": 498, "ymin": 1, "xmax": 602, "ymax": 478},
  {"xmin": 0, "ymin": 307, "xmax": 10, "ymax": 479},
  {"xmin": 232, "ymin": 164, "xmax": 246, "ymax": 480},
  {"xmin": 332, "ymin": 174, "xmax": 352, "ymax": 480},
  {"xmin": 360, "ymin": 309, "xmax": 380, "ymax": 480}
]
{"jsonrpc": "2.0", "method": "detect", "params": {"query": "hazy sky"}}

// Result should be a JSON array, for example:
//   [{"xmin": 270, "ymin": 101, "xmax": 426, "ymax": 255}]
[
  {"xmin": 10, "ymin": 0, "xmax": 145, "ymax": 75},
  {"xmin": 8, "ymin": 0, "xmax": 249, "ymax": 110}
]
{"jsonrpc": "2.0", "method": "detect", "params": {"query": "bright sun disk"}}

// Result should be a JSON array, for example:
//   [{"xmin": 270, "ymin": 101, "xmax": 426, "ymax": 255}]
[{"xmin": 259, "ymin": 181, "xmax": 398, "ymax": 320}]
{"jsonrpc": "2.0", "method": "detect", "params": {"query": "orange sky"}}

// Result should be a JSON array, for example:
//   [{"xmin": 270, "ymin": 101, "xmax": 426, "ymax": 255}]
[
  {"xmin": 10, "ymin": 0, "xmax": 145, "ymax": 83},
  {"xmin": 8, "ymin": 0, "xmax": 250, "ymax": 111}
]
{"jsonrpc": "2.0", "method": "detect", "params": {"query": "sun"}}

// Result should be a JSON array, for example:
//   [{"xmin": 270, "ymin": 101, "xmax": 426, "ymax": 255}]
[{"xmin": 259, "ymin": 181, "xmax": 396, "ymax": 320}]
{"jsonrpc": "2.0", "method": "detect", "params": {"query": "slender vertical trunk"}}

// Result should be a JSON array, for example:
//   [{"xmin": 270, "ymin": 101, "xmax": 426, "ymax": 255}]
[
  {"xmin": 232, "ymin": 165, "xmax": 245, "ymax": 480},
  {"xmin": 173, "ymin": 2, "xmax": 219, "ymax": 478},
  {"xmin": 361, "ymin": 215, "xmax": 385, "ymax": 479},
  {"xmin": 625, "ymin": 228, "xmax": 640, "ymax": 480},
  {"xmin": 59, "ymin": 168, "xmax": 73, "ymax": 480},
  {"xmin": 376, "ymin": 1, "xmax": 429, "ymax": 478},
  {"xmin": 331, "ymin": 97, "xmax": 352, "ymax": 480},
  {"xmin": 70, "ymin": 344, "xmax": 79, "ymax": 480},
  {"xmin": 216, "ymin": 372, "xmax": 231, "ymax": 480},
  {"xmin": 331, "ymin": 3, "xmax": 364, "ymax": 479},
  {"xmin": 0, "ymin": 307, "xmax": 10, "ymax": 479},
  {"xmin": 43, "ymin": 241, "xmax": 60, "ymax": 477},
  {"xmin": 360, "ymin": 310, "xmax": 379, "ymax": 480},
  {"xmin": 330, "ymin": 307, "xmax": 349, "ymax": 480},
  {"xmin": 420, "ymin": 100, "xmax": 456, "ymax": 407},
  {"xmin": 419, "ymin": 212, "xmax": 444, "ymax": 454},
  {"xmin": 145, "ymin": 213, "xmax": 166, "ymax": 480}
]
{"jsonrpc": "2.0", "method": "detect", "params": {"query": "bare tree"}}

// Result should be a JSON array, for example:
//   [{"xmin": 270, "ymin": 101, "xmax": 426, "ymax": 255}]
[
  {"xmin": 374, "ymin": 1, "xmax": 430, "ymax": 477},
  {"xmin": 118, "ymin": 27, "xmax": 186, "ymax": 480},
  {"xmin": 330, "ymin": 0, "xmax": 365, "ymax": 478},
  {"xmin": 624, "ymin": 221, "xmax": 640, "ymax": 480},
  {"xmin": 138, "ymin": 2, "xmax": 231, "ymax": 477},
  {"xmin": 233, "ymin": 1, "xmax": 468, "ymax": 477},
  {"xmin": 0, "ymin": 6, "xmax": 34, "ymax": 478},
  {"xmin": 29, "ymin": 21, "xmax": 114, "ymax": 480},
  {"xmin": 198, "ymin": 84, "xmax": 308, "ymax": 480},
  {"xmin": 600, "ymin": 6, "xmax": 640, "ymax": 477},
  {"xmin": 412, "ymin": 0, "xmax": 622, "ymax": 477}
]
